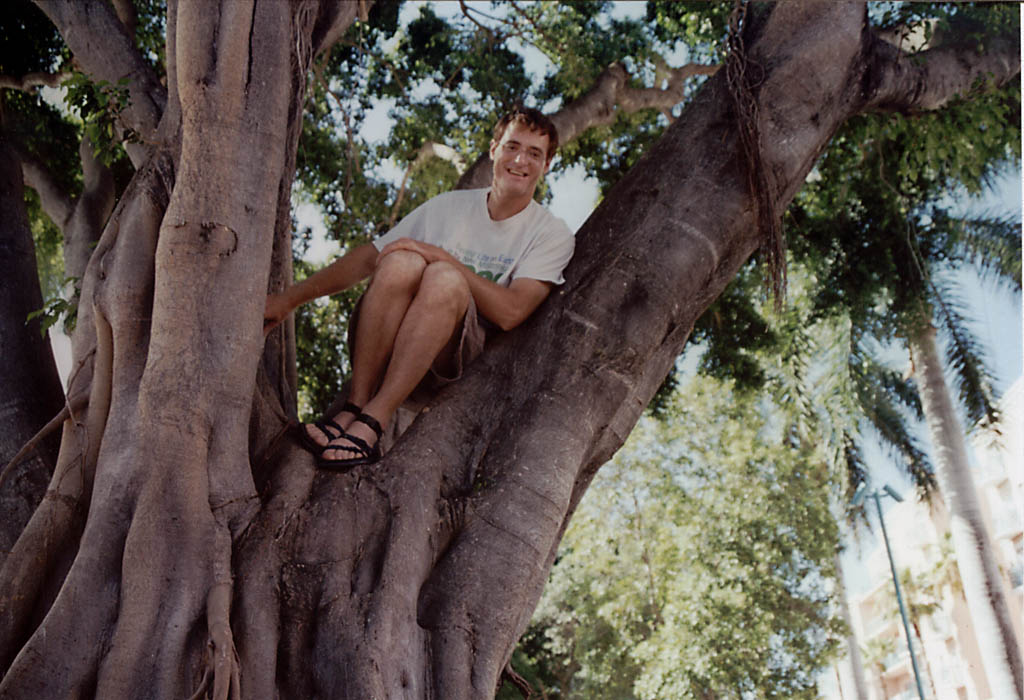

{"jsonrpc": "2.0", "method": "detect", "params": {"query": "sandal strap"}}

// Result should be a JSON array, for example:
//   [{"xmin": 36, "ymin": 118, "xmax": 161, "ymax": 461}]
[
  {"xmin": 340, "ymin": 401, "xmax": 362, "ymax": 416},
  {"xmin": 313, "ymin": 418, "xmax": 345, "ymax": 441},
  {"xmin": 339, "ymin": 431, "xmax": 373, "ymax": 456},
  {"xmin": 353, "ymin": 412, "xmax": 383, "ymax": 440},
  {"xmin": 323, "ymin": 439, "xmax": 367, "ymax": 457}
]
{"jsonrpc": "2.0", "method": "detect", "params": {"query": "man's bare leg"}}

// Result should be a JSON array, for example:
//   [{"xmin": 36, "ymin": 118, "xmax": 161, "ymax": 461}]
[
  {"xmin": 305, "ymin": 250, "xmax": 426, "ymax": 448},
  {"xmin": 322, "ymin": 261, "xmax": 470, "ymax": 460}
]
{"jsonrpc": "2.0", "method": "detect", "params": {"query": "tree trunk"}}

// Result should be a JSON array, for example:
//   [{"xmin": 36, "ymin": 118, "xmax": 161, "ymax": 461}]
[
  {"xmin": 0, "ymin": 111, "xmax": 64, "ymax": 566},
  {"xmin": 835, "ymin": 552, "xmax": 870, "ymax": 700},
  {"xmin": 910, "ymin": 323, "xmax": 1024, "ymax": 700},
  {"xmin": 0, "ymin": 2, "xmax": 1018, "ymax": 698}
]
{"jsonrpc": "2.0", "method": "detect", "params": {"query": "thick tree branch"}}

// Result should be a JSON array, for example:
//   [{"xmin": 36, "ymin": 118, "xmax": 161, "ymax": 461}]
[
  {"xmin": 64, "ymin": 135, "xmax": 115, "ymax": 281},
  {"xmin": 17, "ymin": 134, "xmax": 114, "ymax": 279},
  {"xmin": 18, "ymin": 148, "xmax": 74, "ymax": 229},
  {"xmin": 311, "ymin": 0, "xmax": 371, "ymax": 58},
  {"xmin": 863, "ymin": 34, "xmax": 1020, "ymax": 112},
  {"xmin": 553, "ymin": 61, "xmax": 719, "ymax": 145},
  {"xmin": 109, "ymin": 0, "xmax": 137, "ymax": 40},
  {"xmin": 33, "ymin": 0, "xmax": 167, "ymax": 164},
  {"xmin": 0, "ymin": 72, "xmax": 69, "ymax": 91}
]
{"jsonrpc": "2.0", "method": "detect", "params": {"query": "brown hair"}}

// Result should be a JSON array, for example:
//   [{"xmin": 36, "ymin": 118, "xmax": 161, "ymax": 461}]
[{"xmin": 492, "ymin": 106, "xmax": 559, "ymax": 161}]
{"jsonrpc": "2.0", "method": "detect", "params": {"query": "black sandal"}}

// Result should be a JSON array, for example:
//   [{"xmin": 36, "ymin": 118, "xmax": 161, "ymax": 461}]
[
  {"xmin": 317, "ymin": 412, "xmax": 384, "ymax": 472},
  {"xmin": 298, "ymin": 402, "xmax": 361, "ymax": 455}
]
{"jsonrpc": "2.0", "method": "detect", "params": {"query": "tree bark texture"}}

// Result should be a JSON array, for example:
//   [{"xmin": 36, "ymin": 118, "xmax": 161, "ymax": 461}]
[
  {"xmin": 910, "ymin": 323, "xmax": 1024, "ymax": 700},
  {"xmin": 0, "ymin": 2, "xmax": 1019, "ymax": 698},
  {"xmin": 0, "ymin": 119, "xmax": 64, "ymax": 567}
]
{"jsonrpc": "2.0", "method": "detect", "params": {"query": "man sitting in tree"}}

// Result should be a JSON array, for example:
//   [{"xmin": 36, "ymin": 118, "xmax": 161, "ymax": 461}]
[{"xmin": 264, "ymin": 107, "xmax": 575, "ymax": 470}]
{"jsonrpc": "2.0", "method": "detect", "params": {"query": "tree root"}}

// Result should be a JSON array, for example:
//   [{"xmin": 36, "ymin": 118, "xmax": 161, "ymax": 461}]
[
  {"xmin": 501, "ymin": 662, "xmax": 534, "ymax": 699},
  {"xmin": 188, "ymin": 582, "xmax": 241, "ymax": 700}
]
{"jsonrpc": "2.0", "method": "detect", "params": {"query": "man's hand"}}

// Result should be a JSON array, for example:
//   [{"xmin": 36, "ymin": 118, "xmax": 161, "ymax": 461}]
[
  {"xmin": 261, "ymin": 242, "xmax": 379, "ymax": 337},
  {"xmin": 263, "ymin": 292, "xmax": 293, "ymax": 335},
  {"xmin": 378, "ymin": 238, "xmax": 456, "ymax": 267}
]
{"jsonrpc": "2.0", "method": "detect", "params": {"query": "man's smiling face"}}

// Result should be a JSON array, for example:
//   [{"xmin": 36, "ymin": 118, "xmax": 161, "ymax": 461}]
[{"xmin": 489, "ymin": 121, "xmax": 551, "ymax": 200}]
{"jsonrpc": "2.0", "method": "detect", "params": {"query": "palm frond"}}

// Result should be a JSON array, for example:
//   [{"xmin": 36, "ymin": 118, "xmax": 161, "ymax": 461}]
[
  {"xmin": 853, "ymin": 346, "xmax": 923, "ymax": 420},
  {"xmin": 930, "ymin": 278, "xmax": 1001, "ymax": 429},
  {"xmin": 933, "ymin": 209, "xmax": 1022, "ymax": 290},
  {"xmin": 767, "ymin": 320, "xmax": 819, "ymax": 434},
  {"xmin": 849, "ymin": 351, "xmax": 936, "ymax": 494}
]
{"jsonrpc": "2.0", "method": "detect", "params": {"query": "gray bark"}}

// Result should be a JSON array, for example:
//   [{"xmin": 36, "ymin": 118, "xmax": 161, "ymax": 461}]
[
  {"xmin": 0, "ymin": 2, "xmax": 1018, "ymax": 698},
  {"xmin": 911, "ymin": 323, "xmax": 1024, "ymax": 699},
  {"xmin": 0, "ymin": 115, "xmax": 64, "ymax": 568}
]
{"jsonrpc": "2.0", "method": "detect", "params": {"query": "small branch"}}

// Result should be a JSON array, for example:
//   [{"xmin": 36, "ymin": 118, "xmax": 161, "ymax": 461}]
[
  {"xmin": 0, "ymin": 394, "xmax": 89, "ymax": 490},
  {"xmin": 337, "ymin": 38, "xmax": 407, "ymax": 93},
  {"xmin": 460, "ymin": 0, "xmax": 562, "ymax": 67},
  {"xmin": 314, "ymin": 71, "xmax": 362, "ymax": 203},
  {"xmin": 555, "ymin": 61, "xmax": 719, "ymax": 143},
  {"xmin": 507, "ymin": 1, "xmax": 564, "ymax": 65},
  {"xmin": 501, "ymin": 662, "xmax": 534, "ymax": 699},
  {"xmin": 458, "ymin": 0, "xmax": 502, "ymax": 43},
  {"xmin": 388, "ymin": 141, "xmax": 467, "ymax": 228},
  {"xmin": 0, "ymin": 71, "xmax": 70, "ymax": 91}
]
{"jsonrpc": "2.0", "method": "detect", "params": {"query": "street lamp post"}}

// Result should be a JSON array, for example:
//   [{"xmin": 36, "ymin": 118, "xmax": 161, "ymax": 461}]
[{"xmin": 852, "ymin": 482, "xmax": 928, "ymax": 700}]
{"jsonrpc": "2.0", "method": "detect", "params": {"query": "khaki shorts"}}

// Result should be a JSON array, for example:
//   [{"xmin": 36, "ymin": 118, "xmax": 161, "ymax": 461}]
[{"xmin": 348, "ymin": 294, "xmax": 490, "ymax": 408}]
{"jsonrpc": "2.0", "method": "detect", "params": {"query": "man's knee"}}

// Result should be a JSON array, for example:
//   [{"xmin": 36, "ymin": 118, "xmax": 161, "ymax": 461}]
[
  {"xmin": 420, "ymin": 261, "xmax": 470, "ymax": 311},
  {"xmin": 373, "ymin": 250, "xmax": 427, "ymax": 289}
]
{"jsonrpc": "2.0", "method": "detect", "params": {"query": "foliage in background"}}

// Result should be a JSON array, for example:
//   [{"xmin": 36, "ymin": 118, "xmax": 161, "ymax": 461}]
[
  {"xmin": 501, "ymin": 374, "xmax": 844, "ymax": 699},
  {"xmin": 292, "ymin": 258, "xmax": 364, "ymax": 418}
]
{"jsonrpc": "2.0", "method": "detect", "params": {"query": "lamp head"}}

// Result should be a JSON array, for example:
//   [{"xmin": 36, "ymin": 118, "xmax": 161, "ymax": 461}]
[
  {"xmin": 851, "ymin": 481, "xmax": 868, "ymax": 507},
  {"xmin": 883, "ymin": 484, "xmax": 904, "ymax": 502}
]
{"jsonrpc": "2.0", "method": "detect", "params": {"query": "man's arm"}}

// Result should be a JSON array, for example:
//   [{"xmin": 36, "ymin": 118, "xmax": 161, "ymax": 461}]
[
  {"xmin": 264, "ymin": 242, "xmax": 378, "ymax": 332},
  {"xmin": 378, "ymin": 238, "xmax": 553, "ymax": 331}
]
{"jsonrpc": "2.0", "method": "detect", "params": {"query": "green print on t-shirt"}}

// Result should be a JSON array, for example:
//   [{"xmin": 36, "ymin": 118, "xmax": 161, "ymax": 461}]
[{"xmin": 464, "ymin": 263, "xmax": 498, "ymax": 282}]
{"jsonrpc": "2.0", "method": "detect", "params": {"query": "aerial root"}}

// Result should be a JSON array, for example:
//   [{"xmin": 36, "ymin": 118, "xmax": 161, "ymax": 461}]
[
  {"xmin": 501, "ymin": 661, "xmax": 535, "ymax": 699},
  {"xmin": 189, "ymin": 582, "xmax": 241, "ymax": 700},
  {"xmin": 0, "ymin": 394, "xmax": 88, "ymax": 489}
]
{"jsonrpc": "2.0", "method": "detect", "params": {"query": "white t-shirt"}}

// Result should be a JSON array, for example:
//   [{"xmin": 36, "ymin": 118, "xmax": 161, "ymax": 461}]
[{"xmin": 373, "ymin": 188, "xmax": 574, "ymax": 286}]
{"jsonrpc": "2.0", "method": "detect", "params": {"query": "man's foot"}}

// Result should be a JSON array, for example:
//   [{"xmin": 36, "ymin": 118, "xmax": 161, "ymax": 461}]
[
  {"xmin": 299, "ymin": 401, "xmax": 361, "ymax": 455},
  {"xmin": 318, "ymin": 413, "xmax": 384, "ymax": 471}
]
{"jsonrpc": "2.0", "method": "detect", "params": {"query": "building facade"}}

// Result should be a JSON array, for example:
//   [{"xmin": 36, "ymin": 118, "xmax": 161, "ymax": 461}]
[{"xmin": 822, "ymin": 379, "xmax": 1024, "ymax": 700}]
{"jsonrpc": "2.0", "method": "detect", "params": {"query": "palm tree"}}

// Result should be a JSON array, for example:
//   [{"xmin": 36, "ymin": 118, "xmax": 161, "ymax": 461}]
[{"xmin": 788, "ymin": 105, "xmax": 1023, "ymax": 696}]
